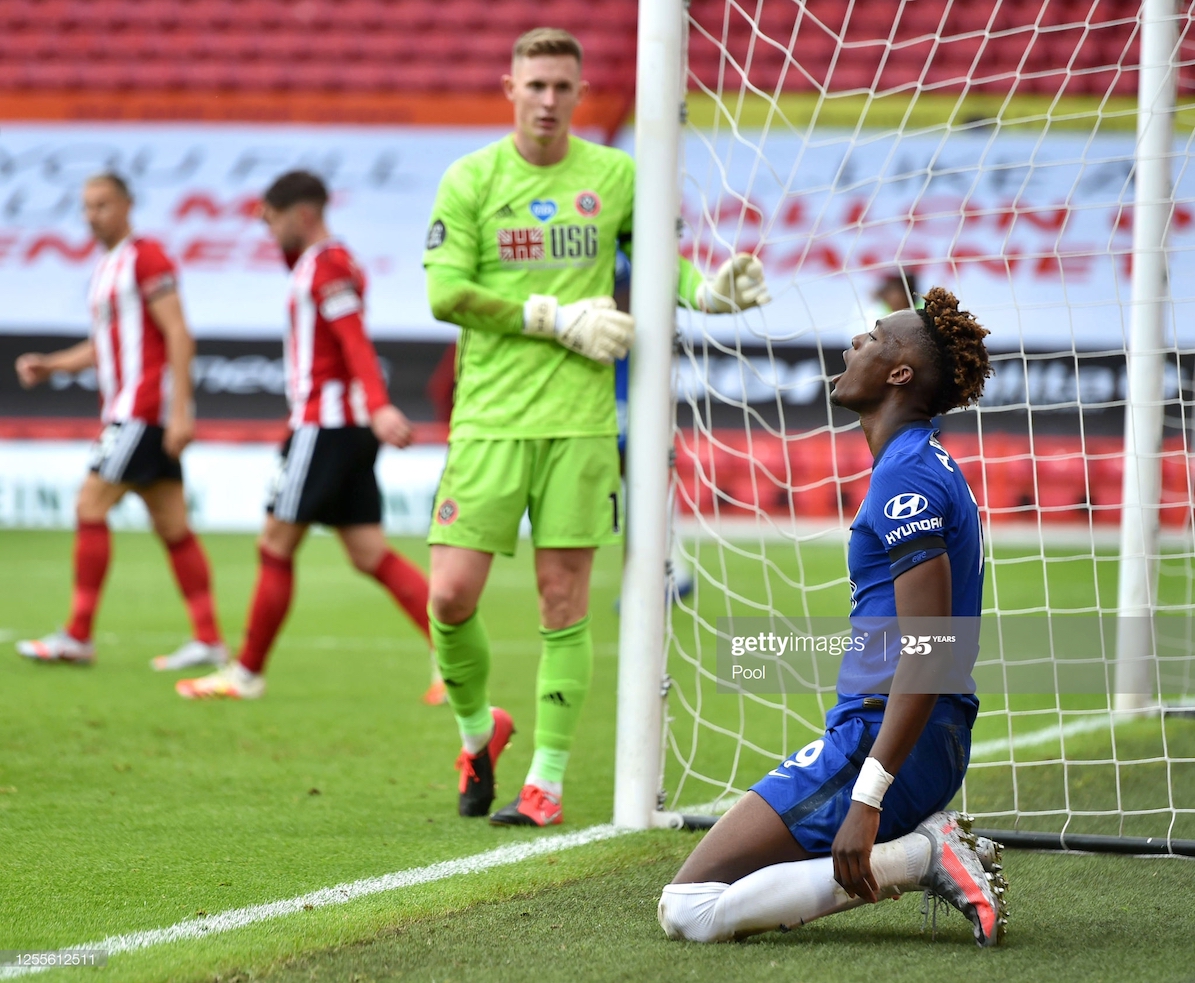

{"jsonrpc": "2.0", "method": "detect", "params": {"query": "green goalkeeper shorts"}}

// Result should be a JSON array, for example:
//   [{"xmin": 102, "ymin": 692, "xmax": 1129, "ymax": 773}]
[{"xmin": 427, "ymin": 436, "xmax": 622, "ymax": 556}]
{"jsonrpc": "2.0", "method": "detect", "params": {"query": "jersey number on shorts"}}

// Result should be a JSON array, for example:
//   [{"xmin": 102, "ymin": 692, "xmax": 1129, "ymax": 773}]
[{"xmin": 767, "ymin": 738, "xmax": 824, "ymax": 777}]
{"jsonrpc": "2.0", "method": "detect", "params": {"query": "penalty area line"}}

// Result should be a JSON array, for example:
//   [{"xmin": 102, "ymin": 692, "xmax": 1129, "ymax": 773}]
[{"xmin": 0, "ymin": 824, "xmax": 632, "ymax": 978}]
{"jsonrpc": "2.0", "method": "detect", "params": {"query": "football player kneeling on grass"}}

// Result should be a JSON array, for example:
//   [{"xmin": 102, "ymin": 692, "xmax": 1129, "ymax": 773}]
[{"xmin": 658, "ymin": 289, "xmax": 1009, "ymax": 948}]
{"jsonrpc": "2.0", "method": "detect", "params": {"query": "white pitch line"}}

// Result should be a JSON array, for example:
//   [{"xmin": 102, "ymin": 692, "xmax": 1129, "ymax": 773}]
[
  {"xmin": 0, "ymin": 824, "xmax": 631, "ymax": 979},
  {"xmin": 970, "ymin": 714, "xmax": 1115, "ymax": 760}
]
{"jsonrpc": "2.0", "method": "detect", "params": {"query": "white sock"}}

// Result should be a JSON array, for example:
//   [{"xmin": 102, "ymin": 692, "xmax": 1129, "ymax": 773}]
[
  {"xmin": 458, "ymin": 705, "xmax": 494, "ymax": 755},
  {"xmin": 231, "ymin": 663, "xmax": 260, "ymax": 683},
  {"xmin": 527, "ymin": 777, "xmax": 563, "ymax": 798},
  {"xmin": 658, "ymin": 882, "xmax": 727, "ymax": 941},
  {"xmin": 660, "ymin": 861, "xmax": 852, "ymax": 943},
  {"xmin": 659, "ymin": 837, "xmax": 930, "ymax": 943},
  {"xmin": 462, "ymin": 728, "xmax": 492, "ymax": 755},
  {"xmin": 871, "ymin": 831, "xmax": 932, "ymax": 891},
  {"xmin": 715, "ymin": 858, "xmax": 859, "ymax": 938}
]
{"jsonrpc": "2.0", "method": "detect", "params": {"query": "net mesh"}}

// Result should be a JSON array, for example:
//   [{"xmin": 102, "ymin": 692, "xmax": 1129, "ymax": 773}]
[{"xmin": 663, "ymin": 0, "xmax": 1195, "ymax": 841}]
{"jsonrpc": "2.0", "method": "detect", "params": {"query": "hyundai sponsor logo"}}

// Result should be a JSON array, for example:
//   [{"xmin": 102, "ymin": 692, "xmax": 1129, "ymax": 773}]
[
  {"xmin": 884, "ymin": 493, "xmax": 929, "ymax": 520},
  {"xmin": 884, "ymin": 516, "xmax": 945, "ymax": 546}
]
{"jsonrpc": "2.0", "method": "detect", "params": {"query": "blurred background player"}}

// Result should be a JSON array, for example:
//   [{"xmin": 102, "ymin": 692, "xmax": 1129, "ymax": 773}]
[
  {"xmin": 423, "ymin": 28, "xmax": 769, "ymax": 827},
  {"xmin": 177, "ymin": 170, "xmax": 439, "ymax": 701},
  {"xmin": 868, "ymin": 267, "xmax": 921, "ymax": 323},
  {"xmin": 658, "ymin": 288, "xmax": 1006, "ymax": 948},
  {"xmin": 14, "ymin": 172, "xmax": 226, "ymax": 671}
]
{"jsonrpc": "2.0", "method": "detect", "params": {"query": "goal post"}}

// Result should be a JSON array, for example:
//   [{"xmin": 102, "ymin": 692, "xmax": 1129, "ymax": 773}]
[
  {"xmin": 617, "ymin": 0, "xmax": 1195, "ymax": 848},
  {"xmin": 614, "ymin": 0, "xmax": 685, "ymax": 830},
  {"xmin": 1115, "ymin": 0, "xmax": 1178, "ymax": 714}
]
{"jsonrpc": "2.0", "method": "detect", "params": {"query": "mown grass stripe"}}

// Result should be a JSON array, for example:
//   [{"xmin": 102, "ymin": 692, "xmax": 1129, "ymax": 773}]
[{"xmin": 0, "ymin": 825, "xmax": 632, "ymax": 979}]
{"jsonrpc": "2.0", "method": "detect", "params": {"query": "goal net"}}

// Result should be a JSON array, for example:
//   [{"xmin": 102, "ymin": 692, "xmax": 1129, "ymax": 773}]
[{"xmin": 658, "ymin": 0, "xmax": 1195, "ymax": 844}]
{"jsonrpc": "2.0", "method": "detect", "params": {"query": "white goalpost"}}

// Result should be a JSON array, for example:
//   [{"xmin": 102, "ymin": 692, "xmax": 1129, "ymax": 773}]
[
  {"xmin": 616, "ymin": 0, "xmax": 1195, "ymax": 853},
  {"xmin": 614, "ymin": 0, "xmax": 686, "ymax": 829},
  {"xmin": 1115, "ymin": 0, "xmax": 1178, "ymax": 713}
]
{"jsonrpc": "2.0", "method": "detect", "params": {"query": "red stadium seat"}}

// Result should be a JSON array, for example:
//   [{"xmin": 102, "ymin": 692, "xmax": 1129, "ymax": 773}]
[
  {"xmin": 116, "ymin": 2, "xmax": 181, "ymax": 30},
  {"xmin": 943, "ymin": 3, "xmax": 999, "ymax": 37},
  {"xmin": 29, "ymin": 0, "xmax": 89, "ymax": 30},
  {"xmin": 184, "ymin": 61, "xmax": 245, "ymax": 90},
  {"xmin": 225, "ymin": 0, "xmax": 287, "ymax": 30},
  {"xmin": 99, "ymin": 30, "xmax": 163, "ymax": 63},
  {"xmin": 339, "ymin": 62, "xmax": 406, "ymax": 92},
  {"xmin": 256, "ymin": 34, "xmax": 317, "ymax": 63},
  {"xmin": 0, "ymin": 0, "xmax": 1141, "ymax": 101},
  {"xmin": 1033, "ymin": 443, "xmax": 1090, "ymax": 519},
  {"xmin": 201, "ymin": 33, "xmax": 262, "ymax": 63},
  {"xmin": 15, "ymin": 59, "xmax": 89, "ymax": 88}
]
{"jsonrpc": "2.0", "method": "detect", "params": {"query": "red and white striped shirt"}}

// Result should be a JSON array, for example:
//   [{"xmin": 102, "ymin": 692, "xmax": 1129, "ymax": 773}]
[
  {"xmin": 285, "ymin": 239, "xmax": 389, "ymax": 430},
  {"xmin": 87, "ymin": 236, "xmax": 177, "ymax": 425}
]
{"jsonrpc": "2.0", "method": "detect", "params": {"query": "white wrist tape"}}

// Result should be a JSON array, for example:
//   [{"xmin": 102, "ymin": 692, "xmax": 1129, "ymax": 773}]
[
  {"xmin": 851, "ymin": 756, "xmax": 895, "ymax": 810},
  {"xmin": 523, "ymin": 294, "xmax": 559, "ymax": 337}
]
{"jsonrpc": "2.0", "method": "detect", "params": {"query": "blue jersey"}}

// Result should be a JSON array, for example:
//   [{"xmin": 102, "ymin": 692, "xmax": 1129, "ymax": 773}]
[
  {"xmin": 838, "ymin": 422, "xmax": 984, "ymax": 706},
  {"xmin": 613, "ymin": 248, "xmax": 632, "ymax": 453}
]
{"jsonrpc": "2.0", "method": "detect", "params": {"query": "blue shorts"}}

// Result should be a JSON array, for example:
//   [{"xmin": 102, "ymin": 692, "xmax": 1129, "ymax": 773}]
[{"xmin": 751, "ymin": 696, "xmax": 973, "ymax": 855}]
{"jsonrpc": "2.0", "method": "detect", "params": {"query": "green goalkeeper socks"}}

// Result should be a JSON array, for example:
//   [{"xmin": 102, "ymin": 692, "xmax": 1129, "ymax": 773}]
[
  {"xmin": 528, "ymin": 747, "xmax": 570, "ymax": 791},
  {"xmin": 529, "ymin": 615, "xmax": 594, "ymax": 787},
  {"xmin": 430, "ymin": 610, "xmax": 492, "ymax": 748}
]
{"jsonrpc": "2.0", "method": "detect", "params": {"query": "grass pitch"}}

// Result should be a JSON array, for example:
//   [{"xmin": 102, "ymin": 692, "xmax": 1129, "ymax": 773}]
[{"xmin": 1, "ymin": 529, "xmax": 1192, "ymax": 982}]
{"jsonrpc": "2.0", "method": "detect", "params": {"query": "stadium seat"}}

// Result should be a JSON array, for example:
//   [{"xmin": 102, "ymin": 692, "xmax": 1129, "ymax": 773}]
[
  {"xmin": 898, "ymin": 1, "xmax": 948, "ymax": 39},
  {"xmin": 173, "ymin": 1, "xmax": 234, "ymax": 31},
  {"xmin": 31, "ymin": 0, "xmax": 87, "ymax": 31},
  {"xmin": 1, "ymin": 0, "xmax": 1140, "ymax": 101},
  {"xmin": 15, "ymin": 59, "xmax": 89, "ymax": 89},
  {"xmin": 1034, "ymin": 445, "xmax": 1090, "ymax": 517},
  {"xmin": 979, "ymin": 436, "xmax": 1035, "ymax": 518},
  {"xmin": 348, "ymin": 61, "xmax": 400, "ymax": 90},
  {"xmin": 256, "ymin": 34, "xmax": 318, "ymax": 63},
  {"xmin": 185, "ymin": 61, "xmax": 246, "ymax": 90},
  {"xmin": 112, "ymin": 3, "xmax": 180, "ymax": 31}
]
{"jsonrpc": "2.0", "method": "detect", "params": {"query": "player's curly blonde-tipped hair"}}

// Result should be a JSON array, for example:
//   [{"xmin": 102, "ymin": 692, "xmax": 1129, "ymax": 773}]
[
  {"xmin": 513, "ymin": 28, "xmax": 583, "ymax": 64},
  {"xmin": 917, "ymin": 286, "xmax": 992, "ymax": 417}
]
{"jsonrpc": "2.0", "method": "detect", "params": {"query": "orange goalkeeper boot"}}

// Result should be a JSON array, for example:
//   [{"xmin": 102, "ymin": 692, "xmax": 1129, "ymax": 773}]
[{"xmin": 489, "ymin": 784, "xmax": 564, "ymax": 827}]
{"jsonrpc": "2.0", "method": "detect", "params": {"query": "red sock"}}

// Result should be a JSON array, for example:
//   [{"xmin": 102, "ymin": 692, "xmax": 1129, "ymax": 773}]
[
  {"xmin": 166, "ymin": 532, "xmax": 221, "ymax": 645},
  {"xmin": 237, "ymin": 547, "xmax": 294, "ymax": 674},
  {"xmin": 67, "ymin": 521, "xmax": 111, "ymax": 642},
  {"xmin": 371, "ymin": 550, "xmax": 430, "ymax": 640}
]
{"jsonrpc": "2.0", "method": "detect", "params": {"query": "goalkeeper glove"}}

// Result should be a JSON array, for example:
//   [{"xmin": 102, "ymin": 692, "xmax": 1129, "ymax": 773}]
[
  {"xmin": 697, "ymin": 253, "xmax": 772, "ymax": 313},
  {"xmin": 522, "ymin": 295, "xmax": 635, "ymax": 364}
]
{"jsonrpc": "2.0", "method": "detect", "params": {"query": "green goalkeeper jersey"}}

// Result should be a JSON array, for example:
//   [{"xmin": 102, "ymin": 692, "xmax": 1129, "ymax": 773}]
[{"xmin": 424, "ymin": 134, "xmax": 700, "ymax": 441}]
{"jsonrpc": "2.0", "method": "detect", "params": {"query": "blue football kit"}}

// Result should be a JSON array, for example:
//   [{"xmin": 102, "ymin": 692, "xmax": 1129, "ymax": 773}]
[
  {"xmin": 753, "ymin": 422, "xmax": 985, "ymax": 852},
  {"xmin": 613, "ymin": 248, "xmax": 631, "ymax": 454}
]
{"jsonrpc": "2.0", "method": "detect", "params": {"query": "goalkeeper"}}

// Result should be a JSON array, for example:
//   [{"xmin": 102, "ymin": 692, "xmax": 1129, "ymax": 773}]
[{"xmin": 423, "ymin": 27, "xmax": 770, "ymax": 827}]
